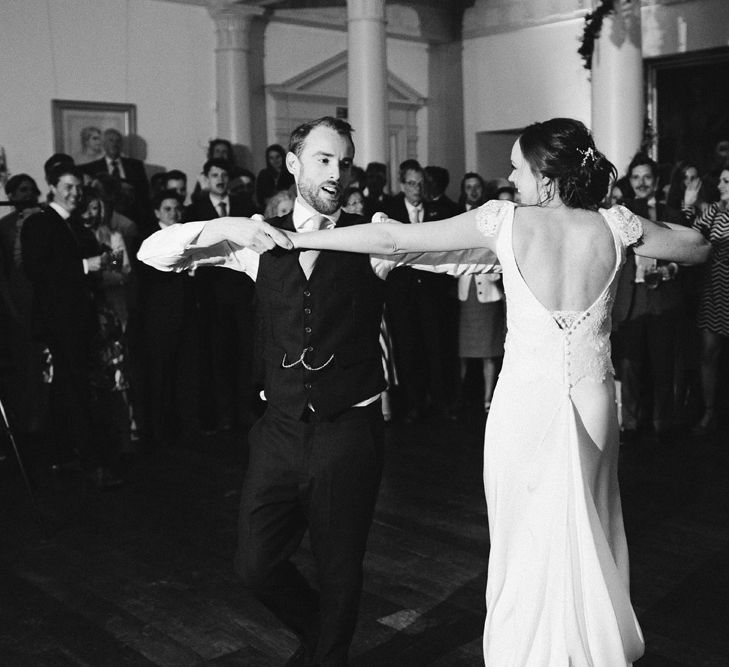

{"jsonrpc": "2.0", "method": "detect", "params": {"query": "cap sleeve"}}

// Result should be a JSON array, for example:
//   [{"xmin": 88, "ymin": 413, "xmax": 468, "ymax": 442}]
[
  {"xmin": 609, "ymin": 204, "xmax": 644, "ymax": 247},
  {"xmin": 475, "ymin": 200, "xmax": 514, "ymax": 238}
]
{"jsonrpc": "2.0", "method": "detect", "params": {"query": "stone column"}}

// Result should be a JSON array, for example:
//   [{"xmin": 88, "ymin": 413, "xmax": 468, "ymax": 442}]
[
  {"xmin": 208, "ymin": 2, "xmax": 264, "ymax": 154},
  {"xmin": 347, "ymin": 0, "xmax": 388, "ymax": 166},
  {"xmin": 591, "ymin": 1, "xmax": 643, "ymax": 175}
]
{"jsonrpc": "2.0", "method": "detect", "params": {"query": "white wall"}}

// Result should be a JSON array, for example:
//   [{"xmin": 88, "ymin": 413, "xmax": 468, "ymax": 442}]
[
  {"xmin": 388, "ymin": 38, "xmax": 429, "ymax": 168},
  {"xmin": 461, "ymin": 0, "xmax": 727, "ymax": 175},
  {"xmin": 642, "ymin": 0, "xmax": 729, "ymax": 58},
  {"xmin": 263, "ymin": 21, "xmax": 430, "ymax": 166},
  {"xmin": 462, "ymin": 18, "xmax": 591, "ymax": 172},
  {"xmin": 0, "ymin": 0, "xmax": 215, "ymax": 190}
]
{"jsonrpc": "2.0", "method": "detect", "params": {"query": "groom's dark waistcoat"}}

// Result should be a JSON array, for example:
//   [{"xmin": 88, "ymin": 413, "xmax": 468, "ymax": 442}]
[{"xmin": 256, "ymin": 211, "xmax": 386, "ymax": 419}]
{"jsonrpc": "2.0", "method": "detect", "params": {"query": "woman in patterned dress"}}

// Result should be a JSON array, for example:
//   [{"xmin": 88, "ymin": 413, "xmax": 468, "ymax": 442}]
[{"xmin": 691, "ymin": 168, "xmax": 729, "ymax": 435}]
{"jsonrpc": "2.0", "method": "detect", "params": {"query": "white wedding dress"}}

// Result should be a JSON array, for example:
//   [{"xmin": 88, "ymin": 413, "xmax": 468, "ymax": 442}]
[{"xmin": 476, "ymin": 201, "xmax": 645, "ymax": 666}]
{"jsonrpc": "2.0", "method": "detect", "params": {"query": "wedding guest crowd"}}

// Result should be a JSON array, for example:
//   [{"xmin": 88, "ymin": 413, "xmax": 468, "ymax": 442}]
[
  {"xmin": 1, "ymin": 130, "xmax": 727, "ymax": 490},
  {"xmin": 610, "ymin": 142, "xmax": 729, "ymax": 445}
]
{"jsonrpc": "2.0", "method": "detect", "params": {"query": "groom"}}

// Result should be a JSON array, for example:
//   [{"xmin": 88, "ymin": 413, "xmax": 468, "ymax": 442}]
[
  {"xmin": 138, "ymin": 117, "xmax": 497, "ymax": 666},
  {"xmin": 140, "ymin": 117, "xmax": 385, "ymax": 666},
  {"xmin": 236, "ymin": 118, "xmax": 387, "ymax": 666}
]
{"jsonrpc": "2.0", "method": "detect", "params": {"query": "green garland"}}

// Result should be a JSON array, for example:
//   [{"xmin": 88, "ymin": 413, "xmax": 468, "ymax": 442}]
[{"xmin": 579, "ymin": 0, "xmax": 636, "ymax": 70}]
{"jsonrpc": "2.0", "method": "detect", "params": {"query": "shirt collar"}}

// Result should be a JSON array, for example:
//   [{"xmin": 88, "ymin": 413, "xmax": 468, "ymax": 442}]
[
  {"xmin": 105, "ymin": 155, "xmax": 123, "ymax": 165},
  {"xmin": 209, "ymin": 192, "xmax": 230, "ymax": 206},
  {"xmin": 404, "ymin": 198, "xmax": 423, "ymax": 213},
  {"xmin": 49, "ymin": 201, "xmax": 71, "ymax": 220},
  {"xmin": 292, "ymin": 197, "xmax": 339, "ymax": 232}
]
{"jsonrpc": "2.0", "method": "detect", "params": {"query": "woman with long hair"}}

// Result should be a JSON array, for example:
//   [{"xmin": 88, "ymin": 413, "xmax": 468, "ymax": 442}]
[{"xmin": 285, "ymin": 118, "xmax": 710, "ymax": 664}]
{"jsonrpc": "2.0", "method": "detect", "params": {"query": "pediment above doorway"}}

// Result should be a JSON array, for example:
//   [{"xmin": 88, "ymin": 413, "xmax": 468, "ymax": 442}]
[{"xmin": 267, "ymin": 51, "xmax": 426, "ymax": 110}]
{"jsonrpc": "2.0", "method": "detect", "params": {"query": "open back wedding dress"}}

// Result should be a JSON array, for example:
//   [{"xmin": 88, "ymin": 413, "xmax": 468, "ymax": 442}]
[{"xmin": 476, "ymin": 200, "xmax": 645, "ymax": 666}]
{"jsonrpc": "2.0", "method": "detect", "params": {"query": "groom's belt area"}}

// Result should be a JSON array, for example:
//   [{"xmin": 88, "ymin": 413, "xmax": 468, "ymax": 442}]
[{"xmin": 299, "ymin": 398, "xmax": 381, "ymax": 423}]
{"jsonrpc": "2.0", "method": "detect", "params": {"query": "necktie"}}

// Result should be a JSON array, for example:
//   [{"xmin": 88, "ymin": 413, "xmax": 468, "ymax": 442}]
[
  {"xmin": 110, "ymin": 159, "xmax": 121, "ymax": 180},
  {"xmin": 409, "ymin": 204, "xmax": 423, "ymax": 224},
  {"xmin": 299, "ymin": 214, "xmax": 326, "ymax": 279},
  {"xmin": 218, "ymin": 201, "xmax": 227, "ymax": 217}
]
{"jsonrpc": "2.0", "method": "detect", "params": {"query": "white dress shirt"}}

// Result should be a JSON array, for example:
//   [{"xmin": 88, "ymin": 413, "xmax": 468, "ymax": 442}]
[
  {"xmin": 404, "ymin": 199, "xmax": 424, "ymax": 224},
  {"xmin": 105, "ymin": 155, "xmax": 127, "ymax": 179},
  {"xmin": 458, "ymin": 274, "xmax": 503, "ymax": 303}
]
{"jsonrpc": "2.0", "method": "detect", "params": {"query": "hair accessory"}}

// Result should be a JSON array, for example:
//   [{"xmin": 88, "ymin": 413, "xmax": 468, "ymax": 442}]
[{"xmin": 578, "ymin": 146, "xmax": 596, "ymax": 167}]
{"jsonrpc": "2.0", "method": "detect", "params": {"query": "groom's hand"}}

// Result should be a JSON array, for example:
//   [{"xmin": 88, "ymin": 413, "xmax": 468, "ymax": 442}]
[{"xmin": 198, "ymin": 216, "xmax": 293, "ymax": 253}]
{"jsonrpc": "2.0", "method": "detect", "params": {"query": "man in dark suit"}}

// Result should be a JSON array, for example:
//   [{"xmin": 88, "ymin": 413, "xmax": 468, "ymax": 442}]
[
  {"xmin": 425, "ymin": 165, "xmax": 460, "ymax": 219},
  {"xmin": 0, "ymin": 174, "xmax": 42, "ymax": 436},
  {"xmin": 362, "ymin": 161, "xmax": 391, "ymax": 219},
  {"xmin": 185, "ymin": 158, "xmax": 257, "ymax": 432},
  {"xmin": 82, "ymin": 128, "xmax": 150, "ymax": 225},
  {"xmin": 384, "ymin": 160, "xmax": 453, "ymax": 423},
  {"xmin": 612, "ymin": 153, "xmax": 685, "ymax": 441},
  {"xmin": 459, "ymin": 172, "xmax": 487, "ymax": 213},
  {"xmin": 138, "ymin": 190, "xmax": 195, "ymax": 449},
  {"xmin": 20, "ymin": 165, "xmax": 120, "ymax": 487},
  {"xmin": 425, "ymin": 165, "xmax": 461, "ymax": 401}
]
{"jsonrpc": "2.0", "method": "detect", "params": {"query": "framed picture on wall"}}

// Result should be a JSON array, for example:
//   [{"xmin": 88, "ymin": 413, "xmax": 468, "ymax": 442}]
[{"xmin": 51, "ymin": 99, "xmax": 137, "ymax": 166}]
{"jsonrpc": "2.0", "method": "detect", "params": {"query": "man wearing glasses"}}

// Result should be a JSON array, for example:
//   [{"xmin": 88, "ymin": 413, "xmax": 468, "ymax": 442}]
[{"xmin": 384, "ymin": 160, "xmax": 453, "ymax": 424}]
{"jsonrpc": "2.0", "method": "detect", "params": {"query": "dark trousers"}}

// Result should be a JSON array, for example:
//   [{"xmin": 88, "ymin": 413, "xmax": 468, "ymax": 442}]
[
  {"xmin": 143, "ymin": 328, "xmax": 185, "ymax": 447},
  {"xmin": 235, "ymin": 402, "xmax": 384, "ymax": 666},
  {"xmin": 196, "ymin": 273, "xmax": 255, "ymax": 429},
  {"xmin": 46, "ymin": 330, "xmax": 96, "ymax": 467},
  {"xmin": 386, "ymin": 274, "xmax": 449, "ymax": 412},
  {"xmin": 613, "ymin": 311, "xmax": 680, "ymax": 432}
]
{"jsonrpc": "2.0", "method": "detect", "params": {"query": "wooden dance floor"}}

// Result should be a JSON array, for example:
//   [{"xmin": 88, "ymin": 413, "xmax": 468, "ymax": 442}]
[{"xmin": 1, "ymin": 409, "xmax": 728, "ymax": 666}]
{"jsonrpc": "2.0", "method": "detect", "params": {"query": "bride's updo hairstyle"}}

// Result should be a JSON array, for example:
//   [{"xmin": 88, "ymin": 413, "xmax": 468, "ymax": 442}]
[{"xmin": 519, "ymin": 118, "xmax": 616, "ymax": 210}]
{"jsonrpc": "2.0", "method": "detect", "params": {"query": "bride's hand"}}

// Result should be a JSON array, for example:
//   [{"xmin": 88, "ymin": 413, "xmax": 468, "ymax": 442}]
[
  {"xmin": 371, "ymin": 212, "xmax": 402, "ymax": 225},
  {"xmin": 283, "ymin": 229, "xmax": 300, "ymax": 248},
  {"xmin": 198, "ymin": 216, "xmax": 294, "ymax": 253}
]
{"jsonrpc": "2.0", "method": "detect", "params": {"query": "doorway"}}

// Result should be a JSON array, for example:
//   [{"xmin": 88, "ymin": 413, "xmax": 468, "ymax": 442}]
[{"xmin": 646, "ymin": 47, "xmax": 729, "ymax": 176}]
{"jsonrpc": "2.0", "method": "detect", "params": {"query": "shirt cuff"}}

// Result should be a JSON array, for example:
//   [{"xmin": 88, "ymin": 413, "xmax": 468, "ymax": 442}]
[{"xmin": 82, "ymin": 258, "xmax": 89, "ymax": 274}]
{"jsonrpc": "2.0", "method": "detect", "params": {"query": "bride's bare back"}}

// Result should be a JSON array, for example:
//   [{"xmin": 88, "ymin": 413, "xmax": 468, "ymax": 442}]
[{"xmin": 511, "ymin": 205, "xmax": 616, "ymax": 313}]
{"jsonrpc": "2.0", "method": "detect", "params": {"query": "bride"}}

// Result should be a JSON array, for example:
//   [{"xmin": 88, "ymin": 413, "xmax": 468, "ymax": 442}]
[{"xmin": 283, "ymin": 118, "xmax": 709, "ymax": 665}]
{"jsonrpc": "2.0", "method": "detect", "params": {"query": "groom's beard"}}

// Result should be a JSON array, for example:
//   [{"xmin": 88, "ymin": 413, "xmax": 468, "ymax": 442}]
[{"xmin": 298, "ymin": 178, "xmax": 343, "ymax": 216}]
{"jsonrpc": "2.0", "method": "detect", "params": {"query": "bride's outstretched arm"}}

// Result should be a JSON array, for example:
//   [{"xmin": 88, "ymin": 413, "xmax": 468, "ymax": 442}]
[
  {"xmin": 290, "ymin": 209, "xmax": 496, "ymax": 254},
  {"xmin": 636, "ymin": 216, "xmax": 711, "ymax": 264}
]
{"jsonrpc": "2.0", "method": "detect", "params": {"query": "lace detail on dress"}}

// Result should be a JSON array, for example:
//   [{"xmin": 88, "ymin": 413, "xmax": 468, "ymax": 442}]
[
  {"xmin": 565, "ymin": 292, "xmax": 614, "ymax": 386},
  {"xmin": 476, "ymin": 200, "xmax": 513, "ymax": 238},
  {"xmin": 552, "ymin": 311, "xmax": 581, "ymax": 330},
  {"xmin": 609, "ymin": 205, "xmax": 643, "ymax": 247}
]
